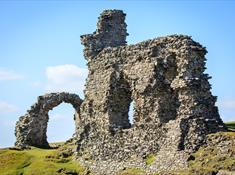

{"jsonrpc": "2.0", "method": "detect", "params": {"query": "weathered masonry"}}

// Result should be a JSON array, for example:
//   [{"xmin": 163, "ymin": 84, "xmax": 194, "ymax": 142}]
[
  {"xmin": 15, "ymin": 9, "xmax": 226, "ymax": 174},
  {"xmin": 15, "ymin": 92, "xmax": 82, "ymax": 147}
]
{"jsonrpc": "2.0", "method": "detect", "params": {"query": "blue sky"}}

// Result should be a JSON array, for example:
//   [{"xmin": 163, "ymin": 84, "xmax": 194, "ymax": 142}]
[{"xmin": 0, "ymin": 1, "xmax": 235, "ymax": 148}]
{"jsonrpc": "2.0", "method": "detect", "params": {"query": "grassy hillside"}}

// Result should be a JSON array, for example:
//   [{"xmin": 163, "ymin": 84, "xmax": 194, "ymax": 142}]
[
  {"xmin": 0, "ymin": 142, "xmax": 87, "ymax": 175},
  {"xmin": 226, "ymin": 121, "xmax": 235, "ymax": 131}
]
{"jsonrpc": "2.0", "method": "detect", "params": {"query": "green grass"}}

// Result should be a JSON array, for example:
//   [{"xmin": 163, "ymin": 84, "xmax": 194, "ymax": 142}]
[
  {"xmin": 225, "ymin": 121, "xmax": 235, "ymax": 131},
  {"xmin": 0, "ymin": 144, "xmax": 86, "ymax": 175},
  {"xmin": 0, "ymin": 149, "xmax": 32, "ymax": 175},
  {"xmin": 144, "ymin": 154, "xmax": 156, "ymax": 165}
]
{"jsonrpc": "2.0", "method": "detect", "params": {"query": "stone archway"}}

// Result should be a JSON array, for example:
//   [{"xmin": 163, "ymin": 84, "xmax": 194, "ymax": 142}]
[{"xmin": 15, "ymin": 92, "xmax": 82, "ymax": 148}]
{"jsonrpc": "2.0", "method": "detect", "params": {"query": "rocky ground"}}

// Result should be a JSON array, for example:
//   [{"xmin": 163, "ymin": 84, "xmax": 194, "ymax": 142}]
[{"xmin": 0, "ymin": 122, "xmax": 234, "ymax": 175}]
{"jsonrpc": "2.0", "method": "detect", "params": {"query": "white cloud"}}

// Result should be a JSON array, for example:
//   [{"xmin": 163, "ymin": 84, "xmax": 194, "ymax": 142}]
[
  {"xmin": 0, "ymin": 68, "xmax": 24, "ymax": 80},
  {"xmin": 44, "ymin": 64, "xmax": 88, "ymax": 95},
  {"xmin": 0, "ymin": 101, "xmax": 18, "ymax": 114}
]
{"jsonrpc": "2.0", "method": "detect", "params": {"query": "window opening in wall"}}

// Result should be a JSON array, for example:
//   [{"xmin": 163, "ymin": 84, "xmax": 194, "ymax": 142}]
[
  {"xmin": 109, "ymin": 72, "xmax": 134, "ymax": 130},
  {"xmin": 128, "ymin": 101, "xmax": 134, "ymax": 124}
]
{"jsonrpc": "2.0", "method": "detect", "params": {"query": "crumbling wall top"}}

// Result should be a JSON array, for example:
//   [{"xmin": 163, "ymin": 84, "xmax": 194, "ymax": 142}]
[{"xmin": 80, "ymin": 9, "xmax": 128, "ymax": 60}]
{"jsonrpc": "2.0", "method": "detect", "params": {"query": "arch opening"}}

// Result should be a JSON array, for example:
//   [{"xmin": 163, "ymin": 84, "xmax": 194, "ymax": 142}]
[
  {"xmin": 15, "ymin": 92, "xmax": 82, "ymax": 148},
  {"xmin": 47, "ymin": 102, "xmax": 76, "ymax": 144}
]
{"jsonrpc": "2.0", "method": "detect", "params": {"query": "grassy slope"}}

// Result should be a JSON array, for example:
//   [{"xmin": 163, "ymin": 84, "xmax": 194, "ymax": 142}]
[
  {"xmin": 226, "ymin": 121, "xmax": 235, "ymax": 131},
  {"xmin": 0, "ymin": 143, "xmax": 86, "ymax": 175}
]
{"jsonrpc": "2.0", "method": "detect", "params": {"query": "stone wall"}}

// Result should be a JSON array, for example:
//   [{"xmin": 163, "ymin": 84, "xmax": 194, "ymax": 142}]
[
  {"xmin": 80, "ymin": 9, "xmax": 128, "ymax": 61},
  {"xmin": 15, "ymin": 9, "xmax": 227, "ymax": 174},
  {"xmin": 75, "ymin": 10, "xmax": 226, "ymax": 173},
  {"xmin": 15, "ymin": 92, "xmax": 82, "ymax": 147}
]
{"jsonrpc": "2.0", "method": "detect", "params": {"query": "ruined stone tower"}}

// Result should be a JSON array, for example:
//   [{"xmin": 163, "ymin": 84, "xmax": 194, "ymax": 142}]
[{"xmin": 15, "ymin": 9, "xmax": 226, "ymax": 174}]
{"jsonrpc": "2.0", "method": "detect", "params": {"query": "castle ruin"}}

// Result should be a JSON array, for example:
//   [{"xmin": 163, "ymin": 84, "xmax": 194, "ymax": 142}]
[{"xmin": 15, "ymin": 10, "xmax": 226, "ymax": 174}]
